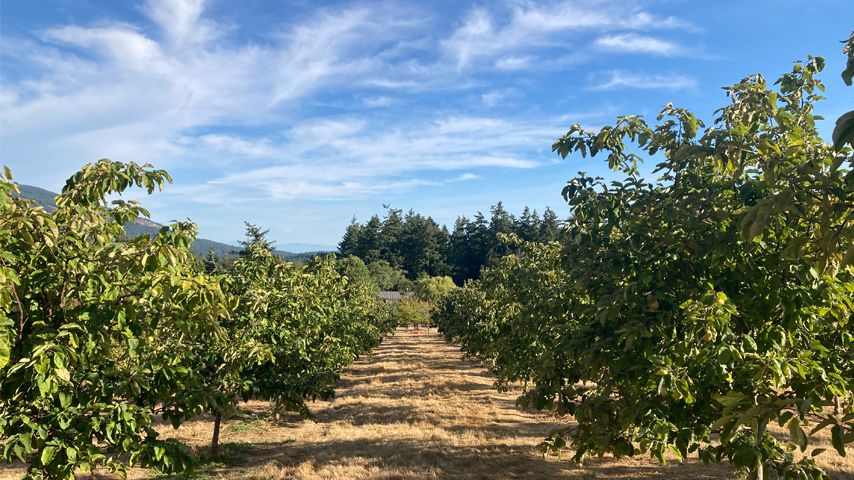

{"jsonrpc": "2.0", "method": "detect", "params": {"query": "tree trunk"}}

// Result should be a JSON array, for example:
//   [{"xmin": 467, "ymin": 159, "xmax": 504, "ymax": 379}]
[
  {"xmin": 211, "ymin": 411, "xmax": 222, "ymax": 456},
  {"xmin": 748, "ymin": 420, "xmax": 766, "ymax": 480},
  {"xmin": 834, "ymin": 396, "xmax": 843, "ymax": 416}
]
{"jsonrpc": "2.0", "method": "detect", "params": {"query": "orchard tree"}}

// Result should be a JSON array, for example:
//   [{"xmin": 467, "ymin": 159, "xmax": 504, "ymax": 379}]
[
  {"xmin": 414, "ymin": 275, "xmax": 457, "ymax": 303},
  {"xmin": 396, "ymin": 298, "xmax": 431, "ymax": 330},
  {"xmin": 833, "ymin": 31, "xmax": 854, "ymax": 151},
  {"xmin": 545, "ymin": 51, "xmax": 854, "ymax": 478},
  {"xmin": 0, "ymin": 160, "xmax": 231, "ymax": 478},
  {"xmin": 1, "ymin": 160, "xmax": 398, "ymax": 479},
  {"xmin": 437, "ymin": 42, "xmax": 854, "ymax": 479},
  {"xmin": 336, "ymin": 256, "xmax": 376, "ymax": 292}
]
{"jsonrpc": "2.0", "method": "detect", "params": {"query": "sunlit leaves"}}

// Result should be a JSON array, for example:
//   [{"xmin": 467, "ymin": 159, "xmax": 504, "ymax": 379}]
[
  {"xmin": 0, "ymin": 160, "xmax": 396, "ymax": 479},
  {"xmin": 437, "ymin": 45, "xmax": 854, "ymax": 480}
]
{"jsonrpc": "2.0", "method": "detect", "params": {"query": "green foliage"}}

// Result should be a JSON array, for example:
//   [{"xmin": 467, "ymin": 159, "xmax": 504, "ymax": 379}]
[
  {"xmin": 395, "ymin": 298, "xmax": 431, "ymax": 328},
  {"xmin": 203, "ymin": 248, "xmax": 220, "ymax": 273},
  {"xmin": 0, "ymin": 160, "xmax": 396, "ymax": 479},
  {"xmin": 14, "ymin": 185, "xmax": 320, "ymax": 263},
  {"xmin": 339, "ymin": 204, "xmax": 563, "ymax": 285},
  {"xmin": 414, "ymin": 275, "xmax": 457, "ymax": 303},
  {"xmin": 842, "ymin": 30, "xmax": 854, "ymax": 87},
  {"xmin": 366, "ymin": 260, "xmax": 412, "ymax": 292},
  {"xmin": 436, "ymin": 52, "xmax": 854, "ymax": 480},
  {"xmin": 833, "ymin": 31, "xmax": 854, "ymax": 152},
  {"xmin": 1, "ymin": 160, "xmax": 225, "ymax": 478},
  {"xmin": 236, "ymin": 222, "xmax": 274, "ymax": 255},
  {"xmin": 12, "ymin": 185, "xmax": 58, "ymax": 213},
  {"xmin": 336, "ymin": 256, "xmax": 376, "ymax": 292}
]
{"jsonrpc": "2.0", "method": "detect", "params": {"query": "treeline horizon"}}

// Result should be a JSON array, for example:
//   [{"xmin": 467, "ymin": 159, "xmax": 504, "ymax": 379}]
[{"xmin": 338, "ymin": 202, "xmax": 563, "ymax": 286}]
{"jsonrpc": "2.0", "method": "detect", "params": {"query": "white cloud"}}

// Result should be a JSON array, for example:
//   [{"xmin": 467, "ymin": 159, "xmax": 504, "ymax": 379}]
[
  {"xmin": 481, "ymin": 88, "xmax": 519, "ymax": 107},
  {"xmin": 362, "ymin": 96, "xmax": 396, "ymax": 107},
  {"xmin": 453, "ymin": 173, "xmax": 479, "ymax": 182},
  {"xmin": 44, "ymin": 26, "xmax": 164, "ymax": 68},
  {"xmin": 0, "ymin": 0, "xmax": 707, "ymax": 244},
  {"xmin": 143, "ymin": 0, "xmax": 221, "ymax": 46},
  {"xmin": 482, "ymin": 90, "xmax": 506, "ymax": 107},
  {"xmin": 595, "ymin": 33, "xmax": 681, "ymax": 56},
  {"xmin": 495, "ymin": 55, "xmax": 533, "ymax": 70},
  {"xmin": 0, "ymin": 4, "xmax": 441, "ymax": 178},
  {"xmin": 165, "ymin": 112, "xmax": 569, "ymax": 204},
  {"xmin": 198, "ymin": 134, "xmax": 279, "ymax": 157},
  {"xmin": 588, "ymin": 70, "xmax": 698, "ymax": 90},
  {"xmin": 441, "ymin": 1, "xmax": 694, "ymax": 68}
]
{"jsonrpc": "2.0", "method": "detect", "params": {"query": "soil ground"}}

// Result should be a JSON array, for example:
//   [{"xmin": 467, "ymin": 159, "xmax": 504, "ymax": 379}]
[{"xmin": 2, "ymin": 329, "xmax": 851, "ymax": 479}]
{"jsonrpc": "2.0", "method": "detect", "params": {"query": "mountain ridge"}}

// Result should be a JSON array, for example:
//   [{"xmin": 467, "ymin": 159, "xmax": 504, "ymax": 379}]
[{"xmin": 13, "ymin": 184, "xmax": 333, "ymax": 261}]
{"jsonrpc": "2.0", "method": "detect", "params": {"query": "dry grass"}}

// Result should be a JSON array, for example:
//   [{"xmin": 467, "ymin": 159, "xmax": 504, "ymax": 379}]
[{"xmin": 2, "ymin": 330, "xmax": 852, "ymax": 479}]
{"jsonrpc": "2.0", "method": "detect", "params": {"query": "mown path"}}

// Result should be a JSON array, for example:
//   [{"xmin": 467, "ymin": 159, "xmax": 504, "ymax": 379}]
[{"xmin": 3, "ymin": 329, "xmax": 736, "ymax": 479}]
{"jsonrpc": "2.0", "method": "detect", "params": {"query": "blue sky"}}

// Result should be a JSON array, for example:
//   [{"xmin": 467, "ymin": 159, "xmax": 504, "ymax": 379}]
[{"xmin": 2, "ymin": 0, "xmax": 853, "ymax": 248}]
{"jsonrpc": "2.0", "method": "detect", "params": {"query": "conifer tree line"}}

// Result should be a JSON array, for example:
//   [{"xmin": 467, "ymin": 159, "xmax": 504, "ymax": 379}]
[{"xmin": 338, "ymin": 203, "xmax": 563, "ymax": 286}]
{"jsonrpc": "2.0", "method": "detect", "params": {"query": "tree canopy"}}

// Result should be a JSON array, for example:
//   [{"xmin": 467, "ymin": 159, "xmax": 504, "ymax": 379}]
[
  {"xmin": 339, "ymin": 204, "xmax": 563, "ymax": 285},
  {"xmin": 436, "ymin": 43, "xmax": 854, "ymax": 480}
]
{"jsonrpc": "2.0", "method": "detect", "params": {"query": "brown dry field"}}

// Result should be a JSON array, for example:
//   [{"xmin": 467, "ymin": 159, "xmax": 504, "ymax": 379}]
[{"xmin": 2, "ymin": 329, "xmax": 852, "ymax": 479}]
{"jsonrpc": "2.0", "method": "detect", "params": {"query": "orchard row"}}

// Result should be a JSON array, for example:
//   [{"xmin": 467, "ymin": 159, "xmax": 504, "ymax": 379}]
[
  {"xmin": 435, "ymin": 43, "xmax": 854, "ymax": 480},
  {"xmin": 0, "ymin": 160, "xmax": 397, "ymax": 479}
]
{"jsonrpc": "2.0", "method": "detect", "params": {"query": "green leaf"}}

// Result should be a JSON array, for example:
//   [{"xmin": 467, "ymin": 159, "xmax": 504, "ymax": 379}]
[
  {"xmin": 20, "ymin": 432, "xmax": 32, "ymax": 452},
  {"xmin": 710, "ymin": 414, "xmax": 738, "ymax": 431},
  {"xmin": 832, "ymin": 110, "xmax": 854, "ymax": 152},
  {"xmin": 128, "ymin": 337, "xmax": 139, "ymax": 357},
  {"xmin": 56, "ymin": 368, "xmax": 71, "ymax": 382},
  {"xmin": 41, "ymin": 446, "xmax": 57, "ymax": 465},
  {"xmin": 831, "ymin": 425, "xmax": 847, "ymax": 457},
  {"xmin": 0, "ymin": 335, "xmax": 10, "ymax": 369}
]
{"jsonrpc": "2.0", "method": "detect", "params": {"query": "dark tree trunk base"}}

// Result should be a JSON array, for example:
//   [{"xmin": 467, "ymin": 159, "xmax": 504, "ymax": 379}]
[{"xmin": 211, "ymin": 411, "xmax": 222, "ymax": 457}]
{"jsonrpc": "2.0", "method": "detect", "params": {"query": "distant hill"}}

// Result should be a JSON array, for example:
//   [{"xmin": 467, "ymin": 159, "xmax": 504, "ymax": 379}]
[
  {"xmin": 278, "ymin": 243, "xmax": 337, "ymax": 254},
  {"xmin": 14, "ymin": 184, "xmax": 324, "ymax": 262},
  {"xmin": 15, "ymin": 185, "xmax": 59, "ymax": 212}
]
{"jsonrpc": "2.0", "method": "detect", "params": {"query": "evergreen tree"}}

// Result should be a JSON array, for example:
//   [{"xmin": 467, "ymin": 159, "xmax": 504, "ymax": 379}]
[
  {"xmin": 487, "ymin": 202, "xmax": 514, "ymax": 265},
  {"xmin": 378, "ymin": 208, "xmax": 404, "ymax": 269},
  {"xmin": 339, "ymin": 203, "xmax": 559, "ymax": 285},
  {"xmin": 359, "ymin": 215, "xmax": 383, "ymax": 264},
  {"xmin": 338, "ymin": 217, "xmax": 362, "ymax": 257},
  {"xmin": 237, "ymin": 221, "xmax": 274, "ymax": 257},
  {"xmin": 538, "ymin": 207, "xmax": 561, "ymax": 242},
  {"xmin": 448, "ymin": 216, "xmax": 474, "ymax": 284},
  {"xmin": 204, "ymin": 247, "xmax": 220, "ymax": 273},
  {"xmin": 516, "ymin": 207, "xmax": 541, "ymax": 242}
]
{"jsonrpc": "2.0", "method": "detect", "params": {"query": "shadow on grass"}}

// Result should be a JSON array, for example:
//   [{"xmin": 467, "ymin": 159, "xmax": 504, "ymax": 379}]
[{"xmin": 148, "ymin": 436, "xmax": 741, "ymax": 480}]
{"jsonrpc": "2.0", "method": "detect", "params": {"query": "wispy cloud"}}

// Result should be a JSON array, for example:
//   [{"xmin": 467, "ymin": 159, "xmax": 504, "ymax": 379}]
[
  {"xmin": 481, "ymin": 89, "xmax": 508, "ymax": 107},
  {"xmin": 595, "ymin": 33, "xmax": 682, "ymax": 56},
  {"xmin": 441, "ymin": 1, "xmax": 695, "ymax": 69},
  {"xmin": 175, "ymin": 113, "xmax": 565, "ymax": 203},
  {"xmin": 0, "ymin": 0, "xmax": 708, "ymax": 244},
  {"xmin": 452, "ymin": 173, "xmax": 479, "ymax": 182},
  {"xmin": 362, "ymin": 96, "xmax": 397, "ymax": 107},
  {"xmin": 142, "ymin": 0, "xmax": 222, "ymax": 46},
  {"xmin": 494, "ymin": 55, "xmax": 534, "ymax": 71},
  {"xmin": 588, "ymin": 70, "xmax": 698, "ymax": 90}
]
